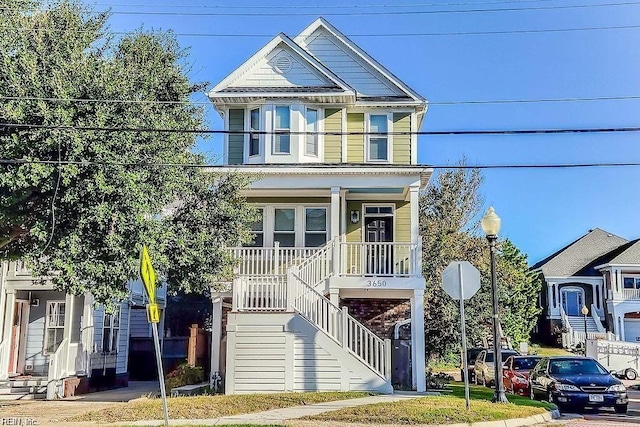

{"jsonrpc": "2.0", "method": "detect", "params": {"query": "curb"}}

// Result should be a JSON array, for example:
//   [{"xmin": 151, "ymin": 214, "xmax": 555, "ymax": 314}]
[{"xmin": 468, "ymin": 409, "xmax": 560, "ymax": 427}]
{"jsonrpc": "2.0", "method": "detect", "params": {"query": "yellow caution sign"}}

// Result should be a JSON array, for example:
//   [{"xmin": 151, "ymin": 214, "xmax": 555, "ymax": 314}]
[
  {"xmin": 139, "ymin": 245, "xmax": 157, "ymax": 304},
  {"xmin": 147, "ymin": 303, "xmax": 161, "ymax": 324}
]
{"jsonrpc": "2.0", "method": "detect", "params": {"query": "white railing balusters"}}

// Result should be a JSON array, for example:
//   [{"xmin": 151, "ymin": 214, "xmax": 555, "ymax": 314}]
[{"xmin": 339, "ymin": 242, "xmax": 418, "ymax": 277}]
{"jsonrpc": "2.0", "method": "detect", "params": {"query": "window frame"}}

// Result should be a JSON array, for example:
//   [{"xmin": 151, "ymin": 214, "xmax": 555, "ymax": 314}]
[
  {"xmin": 273, "ymin": 207, "xmax": 296, "ymax": 247},
  {"xmin": 304, "ymin": 207, "xmax": 328, "ymax": 247},
  {"xmin": 247, "ymin": 207, "xmax": 264, "ymax": 247},
  {"xmin": 365, "ymin": 112, "xmax": 392, "ymax": 163},
  {"xmin": 273, "ymin": 105, "xmax": 291, "ymax": 155},
  {"xmin": 305, "ymin": 107, "xmax": 319, "ymax": 157},
  {"xmin": 102, "ymin": 307, "xmax": 121, "ymax": 354},
  {"xmin": 623, "ymin": 275, "xmax": 640, "ymax": 289},
  {"xmin": 248, "ymin": 107, "xmax": 261, "ymax": 157},
  {"xmin": 44, "ymin": 301, "xmax": 66, "ymax": 355}
]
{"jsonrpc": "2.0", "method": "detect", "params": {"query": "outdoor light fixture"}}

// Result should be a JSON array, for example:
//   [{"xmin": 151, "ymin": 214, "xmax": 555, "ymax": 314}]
[
  {"xmin": 582, "ymin": 305, "xmax": 589, "ymax": 343},
  {"xmin": 481, "ymin": 207, "xmax": 508, "ymax": 404},
  {"xmin": 350, "ymin": 210, "xmax": 360, "ymax": 224}
]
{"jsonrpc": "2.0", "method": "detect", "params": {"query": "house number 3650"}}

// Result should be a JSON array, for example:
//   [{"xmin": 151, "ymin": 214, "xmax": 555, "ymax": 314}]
[{"xmin": 367, "ymin": 280, "xmax": 387, "ymax": 287}]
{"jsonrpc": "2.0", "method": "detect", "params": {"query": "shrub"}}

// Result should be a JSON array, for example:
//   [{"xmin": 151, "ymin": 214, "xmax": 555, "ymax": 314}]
[
  {"xmin": 426, "ymin": 368, "xmax": 453, "ymax": 390},
  {"xmin": 165, "ymin": 363, "xmax": 205, "ymax": 392}
]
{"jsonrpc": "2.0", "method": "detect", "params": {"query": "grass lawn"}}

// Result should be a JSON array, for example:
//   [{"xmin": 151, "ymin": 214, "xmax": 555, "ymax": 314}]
[
  {"xmin": 529, "ymin": 344, "xmax": 573, "ymax": 357},
  {"xmin": 65, "ymin": 391, "xmax": 373, "ymax": 423},
  {"xmin": 304, "ymin": 383, "xmax": 554, "ymax": 425}
]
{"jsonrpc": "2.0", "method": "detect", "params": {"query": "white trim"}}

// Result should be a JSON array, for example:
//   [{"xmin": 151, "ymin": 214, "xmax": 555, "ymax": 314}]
[
  {"xmin": 341, "ymin": 108, "xmax": 347, "ymax": 162},
  {"xmin": 560, "ymin": 286, "xmax": 586, "ymax": 315},
  {"xmin": 365, "ymin": 112, "xmax": 393, "ymax": 163},
  {"xmin": 222, "ymin": 109, "xmax": 229, "ymax": 165},
  {"xmin": 43, "ymin": 300, "xmax": 66, "ymax": 355},
  {"xmin": 101, "ymin": 306, "xmax": 121, "ymax": 353},
  {"xmin": 410, "ymin": 112, "xmax": 418, "ymax": 165},
  {"xmin": 361, "ymin": 203, "xmax": 396, "ymax": 244},
  {"xmin": 253, "ymin": 204, "xmax": 330, "ymax": 248}
]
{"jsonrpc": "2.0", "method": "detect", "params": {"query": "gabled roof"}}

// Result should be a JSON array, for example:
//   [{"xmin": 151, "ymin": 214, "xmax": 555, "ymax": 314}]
[
  {"xmin": 294, "ymin": 18, "xmax": 426, "ymax": 104},
  {"xmin": 208, "ymin": 32, "xmax": 354, "ymax": 101},
  {"xmin": 531, "ymin": 228, "xmax": 628, "ymax": 277}
]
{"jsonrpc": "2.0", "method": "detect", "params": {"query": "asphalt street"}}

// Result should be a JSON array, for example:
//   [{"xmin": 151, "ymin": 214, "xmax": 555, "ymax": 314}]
[{"xmin": 558, "ymin": 386, "xmax": 640, "ymax": 426}]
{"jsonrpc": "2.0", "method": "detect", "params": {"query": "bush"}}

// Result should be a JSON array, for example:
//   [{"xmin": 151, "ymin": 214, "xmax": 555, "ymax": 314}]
[
  {"xmin": 165, "ymin": 363, "xmax": 205, "ymax": 392},
  {"xmin": 426, "ymin": 368, "xmax": 453, "ymax": 390}
]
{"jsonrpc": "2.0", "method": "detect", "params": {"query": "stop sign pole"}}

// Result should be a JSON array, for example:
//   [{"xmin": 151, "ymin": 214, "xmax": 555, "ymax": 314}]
[{"xmin": 442, "ymin": 261, "xmax": 481, "ymax": 411}]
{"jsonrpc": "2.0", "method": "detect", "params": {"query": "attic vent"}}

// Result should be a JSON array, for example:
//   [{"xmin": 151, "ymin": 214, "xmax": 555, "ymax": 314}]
[{"xmin": 274, "ymin": 55, "xmax": 292, "ymax": 74}]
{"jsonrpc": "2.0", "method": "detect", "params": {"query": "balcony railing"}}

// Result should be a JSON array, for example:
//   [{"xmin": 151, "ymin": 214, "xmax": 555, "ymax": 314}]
[
  {"xmin": 613, "ymin": 289, "xmax": 640, "ymax": 300},
  {"xmin": 229, "ymin": 244, "xmax": 320, "ymax": 276},
  {"xmin": 339, "ymin": 242, "xmax": 420, "ymax": 277}
]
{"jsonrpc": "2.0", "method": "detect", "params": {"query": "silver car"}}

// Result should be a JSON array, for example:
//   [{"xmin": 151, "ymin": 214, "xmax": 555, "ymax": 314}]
[{"xmin": 474, "ymin": 349, "xmax": 520, "ymax": 387}]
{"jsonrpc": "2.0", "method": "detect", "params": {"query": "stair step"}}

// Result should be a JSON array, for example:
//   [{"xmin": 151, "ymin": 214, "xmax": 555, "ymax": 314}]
[
  {"xmin": 0, "ymin": 392, "xmax": 45, "ymax": 401},
  {"xmin": 10, "ymin": 386, "xmax": 47, "ymax": 394}
]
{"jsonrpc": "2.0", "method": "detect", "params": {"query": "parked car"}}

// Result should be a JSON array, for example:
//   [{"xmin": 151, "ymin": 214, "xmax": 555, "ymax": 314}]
[
  {"xmin": 474, "ymin": 349, "xmax": 520, "ymax": 387},
  {"xmin": 529, "ymin": 356, "xmax": 628, "ymax": 413},
  {"xmin": 502, "ymin": 355, "xmax": 541, "ymax": 396},
  {"xmin": 460, "ymin": 347, "xmax": 485, "ymax": 383}
]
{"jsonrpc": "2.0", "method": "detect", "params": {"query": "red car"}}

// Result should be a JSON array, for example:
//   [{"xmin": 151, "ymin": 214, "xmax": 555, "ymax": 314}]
[{"xmin": 502, "ymin": 355, "xmax": 541, "ymax": 396}]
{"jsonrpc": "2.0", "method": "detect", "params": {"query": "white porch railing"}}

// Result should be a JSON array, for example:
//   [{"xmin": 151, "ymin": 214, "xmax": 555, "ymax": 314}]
[
  {"xmin": 0, "ymin": 340, "xmax": 8, "ymax": 379},
  {"xmin": 613, "ymin": 289, "xmax": 640, "ymax": 300},
  {"xmin": 297, "ymin": 241, "xmax": 334, "ymax": 291},
  {"xmin": 233, "ymin": 275, "xmax": 288, "ymax": 311},
  {"xmin": 339, "ymin": 242, "xmax": 420, "ymax": 277},
  {"xmin": 229, "ymin": 244, "xmax": 320, "ymax": 276},
  {"xmin": 47, "ymin": 338, "xmax": 69, "ymax": 400},
  {"xmin": 343, "ymin": 307, "xmax": 386, "ymax": 375}
]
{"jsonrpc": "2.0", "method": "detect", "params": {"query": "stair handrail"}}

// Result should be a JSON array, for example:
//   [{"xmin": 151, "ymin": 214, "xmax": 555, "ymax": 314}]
[
  {"xmin": 46, "ymin": 338, "xmax": 69, "ymax": 399},
  {"xmin": 559, "ymin": 306, "xmax": 575, "ymax": 348},
  {"xmin": 591, "ymin": 303, "xmax": 606, "ymax": 333},
  {"xmin": 0, "ymin": 340, "xmax": 8, "ymax": 380},
  {"xmin": 296, "ymin": 240, "xmax": 334, "ymax": 291},
  {"xmin": 288, "ymin": 266, "xmax": 386, "ymax": 379}
]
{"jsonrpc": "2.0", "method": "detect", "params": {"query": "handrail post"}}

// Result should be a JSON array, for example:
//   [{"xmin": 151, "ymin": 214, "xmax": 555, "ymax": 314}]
[
  {"xmin": 332, "ymin": 238, "xmax": 340, "ymax": 277},
  {"xmin": 274, "ymin": 242, "xmax": 280, "ymax": 275},
  {"xmin": 341, "ymin": 306, "xmax": 349, "ymax": 349},
  {"xmin": 287, "ymin": 268, "xmax": 296, "ymax": 311},
  {"xmin": 384, "ymin": 338, "xmax": 392, "ymax": 381}
]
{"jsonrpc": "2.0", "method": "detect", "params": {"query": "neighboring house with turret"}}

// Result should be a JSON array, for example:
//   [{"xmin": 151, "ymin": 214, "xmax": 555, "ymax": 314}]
[
  {"xmin": 533, "ymin": 228, "xmax": 640, "ymax": 348},
  {"xmin": 207, "ymin": 17, "xmax": 430, "ymax": 394}
]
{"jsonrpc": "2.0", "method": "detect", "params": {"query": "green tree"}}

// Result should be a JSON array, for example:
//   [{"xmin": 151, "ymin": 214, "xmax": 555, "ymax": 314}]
[{"xmin": 0, "ymin": 0, "xmax": 254, "ymax": 306}]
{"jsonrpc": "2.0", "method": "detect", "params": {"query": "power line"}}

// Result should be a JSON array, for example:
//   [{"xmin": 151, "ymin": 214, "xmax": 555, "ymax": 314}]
[
  {"xmin": 3, "ymin": 122, "xmax": 640, "ymax": 136},
  {"xmin": 7, "ymin": 0, "xmax": 638, "ymax": 16},
  {"xmin": 2, "ymin": 95, "xmax": 640, "ymax": 107},
  {"xmin": 1, "ymin": 158, "xmax": 640, "ymax": 170},
  {"xmin": 7, "ymin": 23, "xmax": 640, "ymax": 38}
]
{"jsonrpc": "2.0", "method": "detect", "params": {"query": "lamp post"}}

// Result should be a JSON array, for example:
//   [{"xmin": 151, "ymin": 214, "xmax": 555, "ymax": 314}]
[
  {"xmin": 481, "ymin": 207, "xmax": 508, "ymax": 403},
  {"xmin": 582, "ymin": 305, "xmax": 589, "ymax": 346}
]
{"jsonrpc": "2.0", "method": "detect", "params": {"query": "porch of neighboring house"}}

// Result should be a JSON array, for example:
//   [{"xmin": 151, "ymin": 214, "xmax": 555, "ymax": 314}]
[{"xmin": 0, "ymin": 261, "xmax": 131, "ymax": 400}]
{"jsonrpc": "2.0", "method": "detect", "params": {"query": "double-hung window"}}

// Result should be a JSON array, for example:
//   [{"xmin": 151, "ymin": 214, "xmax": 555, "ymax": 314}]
[
  {"xmin": 624, "ymin": 276, "xmax": 640, "ymax": 289},
  {"xmin": 248, "ymin": 208, "xmax": 264, "ymax": 247},
  {"xmin": 102, "ymin": 307, "xmax": 121, "ymax": 353},
  {"xmin": 274, "ymin": 106, "xmax": 291, "ymax": 154},
  {"xmin": 249, "ymin": 108, "xmax": 260, "ymax": 157},
  {"xmin": 368, "ymin": 114, "xmax": 389, "ymax": 161},
  {"xmin": 305, "ymin": 108, "xmax": 318, "ymax": 156},
  {"xmin": 274, "ymin": 208, "xmax": 295, "ymax": 247},
  {"xmin": 45, "ymin": 301, "xmax": 65, "ymax": 354},
  {"xmin": 305, "ymin": 208, "xmax": 327, "ymax": 247}
]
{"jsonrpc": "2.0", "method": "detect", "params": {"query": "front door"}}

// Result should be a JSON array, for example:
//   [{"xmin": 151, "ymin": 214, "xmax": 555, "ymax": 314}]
[
  {"xmin": 8, "ymin": 301, "xmax": 29, "ymax": 375},
  {"xmin": 563, "ymin": 291, "xmax": 581, "ymax": 316},
  {"xmin": 365, "ymin": 217, "xmax": 393, "ymax": 274}
]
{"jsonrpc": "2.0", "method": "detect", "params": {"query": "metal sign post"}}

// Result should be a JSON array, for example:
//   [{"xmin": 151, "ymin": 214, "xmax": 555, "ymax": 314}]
[
  {"xmin": 442, "ymin": 261, "xmax": 481, "ymax": 412},
  {"xmin": 140, "ymin": 245, "xmax": 169, "ymax": 427}
]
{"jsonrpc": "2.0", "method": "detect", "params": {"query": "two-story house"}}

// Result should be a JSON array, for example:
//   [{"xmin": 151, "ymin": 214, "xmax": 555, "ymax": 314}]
[
  {"xmin": 207, "ymin": 18, "xmax": 430, "ymax": 394},
  {"xmin": 533, "ymin": 228, "xmax": 640, "ymax": 348},
  {"xmin": 0, "ymin": 260, "xmax": 166, "ymax": 399}
]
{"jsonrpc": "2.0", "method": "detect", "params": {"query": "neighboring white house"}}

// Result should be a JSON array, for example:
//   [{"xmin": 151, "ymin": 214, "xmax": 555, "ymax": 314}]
[
  {"xmin": 533, "ymin": 228, "xmax": 640, "ymax": 348},
  {"xmin": 0, "ymin": 260, "xmax": 166, "ymax": 399},
  {"xmin": 207, "ymin": 17, "xmax": 430, "ymax": 394}
]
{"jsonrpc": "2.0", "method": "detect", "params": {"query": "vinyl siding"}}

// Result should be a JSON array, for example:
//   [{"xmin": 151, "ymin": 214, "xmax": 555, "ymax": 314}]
[
  {"xmin": 346, "ymin": 113, "xmax": 364, "ymax": 163},
  {"xmin": 395, "ymin": 202, "xmax": 411, "ymax": 242},
  {"xmin": 228, "ymin": 109, "xmax": 245, "ymax": 165},
  {"xmin": 323, "ymin": 108, "xmax": 342, "ymax": 162},
  {"xmin": 129, "ymin": 308, "xmax": 151, "ymax": 338},
  {"xmin": 92, "ymin": 302, "xmax": 130, "ymax": 374},
  {"xmin": 392, "ymin": 113, "xmax": 411, "ymax": 165},
  {"xmin": 346, "ymin": 201, "xmax": 362, "ymax": 243},
  {"xmin": 293, "ymin": 335, "xmax": 342, "ymax": 391},
  {"xmin": 232, "ymin": 327, "xmax": 288, "ymax": 393}
]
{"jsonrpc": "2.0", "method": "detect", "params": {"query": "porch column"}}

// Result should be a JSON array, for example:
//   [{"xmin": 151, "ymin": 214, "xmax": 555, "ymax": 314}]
[
  {"xmin": 329, "ymin": 289, "xmax": 339, "ymax": 306},
  {"xmin": 0, "ymin": 291, "xmax": 15, "ymax": 379},
  {"xmin": 591, "ymin": 283, "xmax": 596, "ymax": 309},
  {"xmin": 411, "ymin": 289, "xmax": 426, "ymax": 392},
  {"xmin": 340, "ymin": 190, "xmax": 347, "ymax": 235},
  {"xmin": 81, "ymin": 293, "xmax": 94, "ymax": 372},
  {"xmin": 547, "ymin": 282, "xmax": 553, "ymax": 312},
  {"xmin": 210, "ymin": 295, "xmax": 223, "ymax": 383},
  {"xmin": 619, "ymin": 316, "xmax": 625, "ymax": 341},
  {"xmin": 409, "ymin": 185, "xmax": 420, "ymax": 245},
  {"xmin": 554, "ymin": 283, "xmax": 560, "ymax": 310},
  {"xmin": 330, "ymin": 187, "xmax": 340, "ymax": 240}
]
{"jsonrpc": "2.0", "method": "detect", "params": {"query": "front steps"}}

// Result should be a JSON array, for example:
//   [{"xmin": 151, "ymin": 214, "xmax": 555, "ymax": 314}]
[
  {"xmin": 0, "ymin": 377, "xmax": 47, "ymax": 400},
  {"xmin": 566, "ymin": 316, "xmax": 600, "ymax": 332}
]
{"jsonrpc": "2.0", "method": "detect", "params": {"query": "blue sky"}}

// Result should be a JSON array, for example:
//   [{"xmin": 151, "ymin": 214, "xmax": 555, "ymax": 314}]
[{"xmin": 90, "ymin": 0, "xmax": 640, "ymax": 264}]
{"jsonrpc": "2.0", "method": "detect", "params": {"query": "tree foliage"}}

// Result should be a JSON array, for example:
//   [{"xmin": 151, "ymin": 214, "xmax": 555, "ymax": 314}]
[
  {"xmin": 420, "ymin": 165, "xmax": 541, "ymax": 360},
  {"xmin": 0, "ymin": 0, "xmax": 255, "ymax": 306}
]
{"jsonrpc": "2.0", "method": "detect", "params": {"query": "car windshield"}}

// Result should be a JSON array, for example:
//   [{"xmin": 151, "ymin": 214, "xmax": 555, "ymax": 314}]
[
  {"xmin": 549, "ymin": 359, "xmax": 608, "ymax": 375},
  {"xmin": 513, "ymin": 357, "xmax": 541, "ymax": 370},
  {"xmin": 485, "ymin": 352, "xmax": 517, "ymax": 363}
]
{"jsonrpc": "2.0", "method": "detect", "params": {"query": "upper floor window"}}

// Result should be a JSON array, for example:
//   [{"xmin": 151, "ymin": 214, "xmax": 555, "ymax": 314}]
[
  {"xmin": 305, "ymin": 108, "xmax": 318, "ymax": 156},
  {"xmin": 624, "ymin": 276, "xmax": 640, "ymax": 289},
  {"xmin": 249, "ymin": 108, "xmax": 260, "ymax": 157},
  {"xmin": 274, "ymin": 106, "xmax": 291, "ymax": 154},
  {"xmin": 368, "ymin": 114, "xmax": 389, "ymax": 161}
]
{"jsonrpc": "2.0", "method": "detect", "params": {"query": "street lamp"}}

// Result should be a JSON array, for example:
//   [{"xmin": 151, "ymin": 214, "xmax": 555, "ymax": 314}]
[
  {"xmin": 582, "ymin": 305, "xmax": 589, "ymax": 344},
  {"xmin": 481, "ymin": 207, "xmax": 508, "ymax": 403}
]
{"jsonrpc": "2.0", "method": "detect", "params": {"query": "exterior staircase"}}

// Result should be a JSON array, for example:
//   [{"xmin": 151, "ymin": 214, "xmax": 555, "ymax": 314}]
[
  {"xmin": 228, "ymin": 239, "xmax": 392, "ymax": 393},
  {"xmin": 0, "ymin": 377, "xmax": 47, "ymax": 400},
  {"xmin": 566, "ymin": 316, "xmax": 599, "ymax": 333},
  {"xmin": 560, "ymin": 305, "xmax": 615, "ymax": 348}
]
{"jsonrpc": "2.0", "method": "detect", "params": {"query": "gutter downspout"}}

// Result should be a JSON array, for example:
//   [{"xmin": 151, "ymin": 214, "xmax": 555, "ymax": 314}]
[{"xmin": 394, "ymin": 318, "xmax": 411, "ymax": 340}]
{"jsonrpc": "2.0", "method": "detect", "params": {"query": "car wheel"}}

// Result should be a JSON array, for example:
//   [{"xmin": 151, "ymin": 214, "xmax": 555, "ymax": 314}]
[
  {"xmin": 615, "ymin": 404, "xmax": 628, "ymax": 414},
  {"xmin": 625, "ymin": 368, "xmax": 637, "ymax": 381}
]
